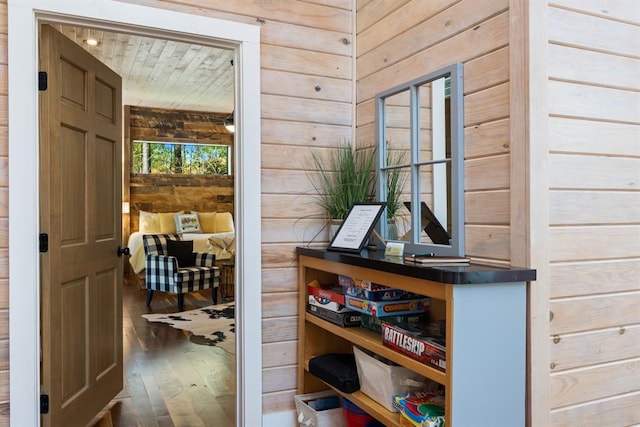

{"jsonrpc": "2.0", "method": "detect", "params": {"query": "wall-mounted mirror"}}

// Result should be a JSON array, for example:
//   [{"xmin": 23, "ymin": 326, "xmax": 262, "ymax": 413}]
[{"xmin": 376, "ymin": 63, "xmax": 464, "ymax": 256}]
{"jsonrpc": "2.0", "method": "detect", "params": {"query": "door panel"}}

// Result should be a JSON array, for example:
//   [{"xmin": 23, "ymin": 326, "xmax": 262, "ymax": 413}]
[{"xmin": 39, "ymin": 24, "xmax": 123, "ymax": 427}]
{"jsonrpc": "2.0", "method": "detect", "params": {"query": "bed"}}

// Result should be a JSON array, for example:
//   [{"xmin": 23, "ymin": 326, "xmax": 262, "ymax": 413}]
[{"xmin": 127, "ymin": 211, "xmax": 235, "ymax": 274}]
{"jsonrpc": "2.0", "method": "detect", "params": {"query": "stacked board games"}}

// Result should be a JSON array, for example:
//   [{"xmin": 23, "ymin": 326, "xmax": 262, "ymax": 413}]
[
  {"xmin": 341, "ymin": 277, "xmax": 430, "ymax": 318},
  {"xmin": 339, "ymin": 275, "xmax": 446, "ymax": 371},
  {"xmin": 307, "ymin": 279, "xmax": 361, "ymax": 327}
]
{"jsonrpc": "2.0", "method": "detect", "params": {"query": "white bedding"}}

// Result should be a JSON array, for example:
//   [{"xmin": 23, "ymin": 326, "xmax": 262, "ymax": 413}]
[{"xmin": 127, "ymin": 231, "xmax": 234, "ymax": 274}]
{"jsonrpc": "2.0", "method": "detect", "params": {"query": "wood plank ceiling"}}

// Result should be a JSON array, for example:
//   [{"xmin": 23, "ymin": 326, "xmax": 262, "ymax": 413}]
[{"xmin": 54, "ymin": 24, "xmax": 235, "ymax": 114}]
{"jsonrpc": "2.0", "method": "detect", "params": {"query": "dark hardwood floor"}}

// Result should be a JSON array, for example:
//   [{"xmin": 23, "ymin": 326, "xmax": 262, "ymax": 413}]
[{"xmin": 107, "ymin": 274, "xmax": 235, "ymax": 426}]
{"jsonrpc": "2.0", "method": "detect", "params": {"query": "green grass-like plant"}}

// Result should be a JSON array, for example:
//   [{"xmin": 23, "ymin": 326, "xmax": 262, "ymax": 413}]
[
  {"xmin": 385, "ymin": 147, "xmax": 409, "ymax": 221},
  {"xmin": 310, "ymin": 141, "xmax": 376, "ymax": 220}
]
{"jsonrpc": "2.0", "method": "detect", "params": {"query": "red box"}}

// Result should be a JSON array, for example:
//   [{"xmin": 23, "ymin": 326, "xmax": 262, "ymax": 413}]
[
  {"xmin": 308, "ymin": 284, "xmax": 345, "ymax": 305},
  {"xmin": 381, "ymin": 322, "xmax": 446, "ymax": 372}
]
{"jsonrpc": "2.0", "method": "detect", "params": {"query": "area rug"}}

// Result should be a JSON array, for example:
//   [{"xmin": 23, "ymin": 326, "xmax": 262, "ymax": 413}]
[{"xmin": 142, "ymin": 302, "xmax": 235, "ymax": 353}]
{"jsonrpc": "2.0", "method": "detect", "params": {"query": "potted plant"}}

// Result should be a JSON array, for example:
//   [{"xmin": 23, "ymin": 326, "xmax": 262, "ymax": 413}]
[
  {"xmin": 309, "ymin": 140, "xmax": 376, "ymax": 238},
  {"xmin": 383, "ymin": 147, "xmax": 409, "ymax": 239}
]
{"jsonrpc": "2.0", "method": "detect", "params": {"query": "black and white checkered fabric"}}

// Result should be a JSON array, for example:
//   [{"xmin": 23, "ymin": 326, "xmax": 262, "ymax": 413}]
[{"xmin": 143, "ymin": 234, "xmax": 219, "ymax": 295}]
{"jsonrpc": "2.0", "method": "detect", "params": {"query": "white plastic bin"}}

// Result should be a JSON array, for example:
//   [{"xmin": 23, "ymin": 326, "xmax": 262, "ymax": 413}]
[{"xmin": 294, "ymin": 390, "xmax": 346, "ymax": 427}]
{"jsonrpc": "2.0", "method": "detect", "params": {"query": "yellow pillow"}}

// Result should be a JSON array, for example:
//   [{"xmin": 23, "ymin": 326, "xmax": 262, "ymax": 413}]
[
  {"xmin": 198, "ymin": 212, "xmax": 217, "ymax": 233},
  {"xmin": 215, "ymin": 212, "xmax": 235, "ymax": 233},
  {"xmin": 139, "ymin": 211, "xmax": 160, "ymax": 233},
  {"xmin": 158, "ymin": 211, "xmax": 183, "ymax": 234}
]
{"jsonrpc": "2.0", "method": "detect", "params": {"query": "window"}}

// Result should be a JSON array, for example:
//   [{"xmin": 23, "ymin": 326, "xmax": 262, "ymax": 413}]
[
  {"xmin": 376, "ymin": 63, "xmax": 464, "ymax": 256},
  {"xmin": 132, "ymin": 140, "xmax": 231, "ymax": 175}
]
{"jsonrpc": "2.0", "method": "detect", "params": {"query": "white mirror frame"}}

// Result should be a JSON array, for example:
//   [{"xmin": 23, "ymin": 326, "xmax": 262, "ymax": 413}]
[{"xmin": 7, "ymin": 1, "xmax": 262, "ymax": 426}]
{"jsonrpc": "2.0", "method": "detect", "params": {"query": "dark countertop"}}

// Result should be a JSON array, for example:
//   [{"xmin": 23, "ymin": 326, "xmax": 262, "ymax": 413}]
[{"xmin": 297, "ymin": 247, "xmax": 536, "ymax": 285}]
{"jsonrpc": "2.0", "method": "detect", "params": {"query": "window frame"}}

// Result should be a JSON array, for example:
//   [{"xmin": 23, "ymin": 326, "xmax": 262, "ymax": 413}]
[
  {"xmin": 375, "ymin": 63, "xmax": 465, "ymax": 256},
  {"xmin": 131, "ymin": 139, "xmax": 232, "ymax": 176}
]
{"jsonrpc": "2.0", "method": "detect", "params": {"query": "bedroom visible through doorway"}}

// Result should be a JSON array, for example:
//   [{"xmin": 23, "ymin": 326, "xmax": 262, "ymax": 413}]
[{"xmin": 7, "ymin": 2, "xmax": 262, "ymax": 426}]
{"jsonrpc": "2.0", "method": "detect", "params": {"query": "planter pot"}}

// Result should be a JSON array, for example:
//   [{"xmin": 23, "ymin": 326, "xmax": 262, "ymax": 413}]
[
  {"xmin": 328, "ymin": 219, "xmax": 343, "ymax": 241},
  {"xmin": 387, "ymin": 219, "xmax": 399, "ymax": 241}
]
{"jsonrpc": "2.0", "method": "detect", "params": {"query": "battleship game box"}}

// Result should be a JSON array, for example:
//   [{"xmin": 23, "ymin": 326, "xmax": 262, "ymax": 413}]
[{"xmin": 381, "ymin": 322, "xmax": 446, "ymax": 371}]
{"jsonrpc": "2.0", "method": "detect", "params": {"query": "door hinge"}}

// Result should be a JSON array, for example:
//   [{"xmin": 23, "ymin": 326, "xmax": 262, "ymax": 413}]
[
  {"xmin": 38, "ymin": 72, "xmax": 48, "ymax": 91},
  {"xmin": 39, "ymin": 233, "xmax": 49, "ymax": 253},
  {"xmin": 40, "ymin": 394, "xmax": 49, "ymax": 414}
]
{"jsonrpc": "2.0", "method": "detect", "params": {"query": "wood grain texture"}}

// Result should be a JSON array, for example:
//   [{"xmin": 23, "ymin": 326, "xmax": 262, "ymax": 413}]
[
  {"xmin": 548, "ymin": 44, "xmax": 640, "ymax": 91},
  {"xmin": 544, "ymin": 4, "xmax": 640, "ymax": 421},
  {"xmin": 550, "ymin": 260, "xmax": 640, "ymax": 298},
  {"xmin": 262, "ymin": 365, "xmax": 297, "ymax": 393},
  {"xmin": 262, "ymin": 389, "xmax": 297, "ymax": 414},
  {"xmin": 549, "ymin": 80, "xmax": 640, "ymax": 124},
  {"xmin": 550, "ymin": 292, "xmax": 640, "ymax": 335},
  {"xmin": 548, "ymin": 6, "xmax": 639, "ymax": 57},
  {"xmin": 549, "ymin": 154, "xmax": 639, "ymax": 190},
  {"xmin": 550, "ymin": 390, "xmax": 640, "ymax": 427},
  {"xmin": 548, "ymin": 117, "xmax": 640, "ymax": 157},
  {"xmin": 550, "ymin": 358, "xmax": 640, "ymax": 408},
  {"xmin": 262, "ymin": 341, "xmax": 297, "ymax": 368},
  {"xmin": 550, "ymin": 226, "xmax": 640, "ymax": 262},
  {"xmin": 262, "ymin": 317, "xmax": 298, "ymax": 344},
  {"xmin": 550, "ymin": 324, "xmax": 640, "ymax": 371},
  {"xmin": 550, "ymin": 191, "xmax": 640, "ymax": 225},
  {"xmin": 357, "ymin": 12, "xmax": 510, "ymax": 101},
  {"xmin": 465, "ymin": 118, "xmax": 510, "ymax": 159},
  {"xmin": 111, "ymin": 274, "xmax": 235, "ymax": 426},
  {"xmin": 262, "ymin": 268, "xmax": 298, "ymax": 293}
]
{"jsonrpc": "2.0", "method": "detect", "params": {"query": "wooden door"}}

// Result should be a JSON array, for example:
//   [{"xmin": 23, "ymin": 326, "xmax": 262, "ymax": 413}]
[{"xmin": 39, "ymin": 24, "xmax": 123, "ymax": 427}]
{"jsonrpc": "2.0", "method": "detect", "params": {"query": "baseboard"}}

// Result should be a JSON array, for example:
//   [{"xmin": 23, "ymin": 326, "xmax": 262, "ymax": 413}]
[{"xmin": 262, "ymin": 409, "xmax": 297, "ymax": 427}]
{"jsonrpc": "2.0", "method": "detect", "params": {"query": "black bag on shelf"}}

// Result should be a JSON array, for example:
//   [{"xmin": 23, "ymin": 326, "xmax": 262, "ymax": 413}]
[{"xmin": 308, "ymin": 353, "xmax": 360, "ymax": 393}]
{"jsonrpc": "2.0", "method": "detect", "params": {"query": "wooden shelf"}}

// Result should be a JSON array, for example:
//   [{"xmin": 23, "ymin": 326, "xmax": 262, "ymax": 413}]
[
  {"xmin": 297, "ymin": 250, "xmax": 531, "ymax": 427},
  {"xmin": 305, "ymin": 313, "xmax": 448, "ymax": 386},
  {"xmin": 303, "ymin": 365, "xmax": 402, "ymax": 426}
]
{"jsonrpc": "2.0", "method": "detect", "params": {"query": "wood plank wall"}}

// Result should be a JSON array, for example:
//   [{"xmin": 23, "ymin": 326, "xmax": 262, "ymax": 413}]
[
  {"xmin": 121, "ymin": 0, "xmax": 355, "ymax": 416},
  {"xmin": 356, "ymin": 0, "xmax": 513, "ymax": 265},
  {"xmin": 544, "ymin": 2, "xmax": 640, "ymax": 425},
  {"xmin": 1, "ymin": 0, "xmax": 637, "ymax": 424},
  {"xmin": 126, "ymin": 105, "xmax": 235, "ymax": 242},
  {"xmin": 0, "ymin": 0, "xmax": 353, "ymax": 421},
  {"xmin": 0, "ymin": 0, "xmax": 7, "ymax": 420}
]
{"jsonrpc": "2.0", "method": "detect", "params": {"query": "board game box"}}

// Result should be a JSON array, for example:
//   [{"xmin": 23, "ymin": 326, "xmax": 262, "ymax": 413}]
[
  {"xmin": 345, "ymin": 295, "xmax": 430, "ymax": 317},
  {"xmin": 344, "ymin": 285, "xmax": 417, "ymax": 301},
  {"xmin": 381, "ymin": 322, "xmax": 446, "ymax": 371},
  {"xmin": 360, "ymin": 312, "xmax": 427, "ymax": 334},
  {"xmin": 307, "ymin": 284, "xmax": 346, "ymax": 305},
  {"xmin": 308, "ymin": 295, "xmax": 353, "ymax": 313},
  {"xmin": 307, "ymin": 304, "xmax": 362, "ymax": 327}
]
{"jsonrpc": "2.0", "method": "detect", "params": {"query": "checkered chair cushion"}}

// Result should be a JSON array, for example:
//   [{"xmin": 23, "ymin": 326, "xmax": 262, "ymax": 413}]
[{"xmin": 143, "ymin": 234, "xmax": 220, "ymax": 296}]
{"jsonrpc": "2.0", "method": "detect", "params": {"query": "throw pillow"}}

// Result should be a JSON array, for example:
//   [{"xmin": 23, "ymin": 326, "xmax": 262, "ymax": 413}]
[
  {"xmin": 175, "ymin": 213, "xmax": 202, "ymax": 234},
  {"xmin": 139, "ymin": 211, "xmax": 160, "ymax": 233},
  {"xmin": 158, "ymin": 211, "xmax": 183, "ymax": 234},
  {"xmin": 166, "ymin": 239, "xmax": 196, "ymax": 268},
  {"xmin": 215, "ymin": 212, "xmax": 235, "ymax": 233},
  {"xmin": 198, "ymin": 212, "xmax": 217, "ymax": 233}
]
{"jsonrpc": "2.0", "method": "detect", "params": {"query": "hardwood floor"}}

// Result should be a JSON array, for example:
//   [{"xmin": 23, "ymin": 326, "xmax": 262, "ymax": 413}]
[{"xmin": 106, "ymin": 274, "xmax": 235, "ymax": 426}]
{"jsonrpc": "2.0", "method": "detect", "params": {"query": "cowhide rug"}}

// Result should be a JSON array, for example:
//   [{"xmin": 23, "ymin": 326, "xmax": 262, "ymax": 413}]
[{"xmin": 142, "ymin": 302, "xmax": 235, "ymax": 353}]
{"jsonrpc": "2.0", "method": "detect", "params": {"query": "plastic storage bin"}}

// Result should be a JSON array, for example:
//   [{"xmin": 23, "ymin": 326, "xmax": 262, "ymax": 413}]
[
  {"xmin": 295, "ymin": 390, "xmax": 346, "ymax": 427},
  {"xmin": 353, "ymin": 346, "xmax": 434, "ymax": 412}
]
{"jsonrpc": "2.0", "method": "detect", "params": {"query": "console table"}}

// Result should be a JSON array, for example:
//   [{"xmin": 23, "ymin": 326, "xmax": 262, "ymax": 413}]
[{"xmin": 297, "ymin": 247, "xmax": 536, "ymax": 427}]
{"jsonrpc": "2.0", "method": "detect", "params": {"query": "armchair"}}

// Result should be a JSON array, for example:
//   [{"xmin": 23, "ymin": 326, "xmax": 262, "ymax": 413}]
[{"xmin": 143, "ymin": 234, "xmax": 219, "ymax": 311}]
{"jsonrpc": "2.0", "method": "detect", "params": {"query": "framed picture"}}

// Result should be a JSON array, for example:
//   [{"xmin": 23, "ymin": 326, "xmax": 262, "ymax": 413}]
[{"xmin": 328, "ymin": 202, "xmax": 386, "ymax": 253}]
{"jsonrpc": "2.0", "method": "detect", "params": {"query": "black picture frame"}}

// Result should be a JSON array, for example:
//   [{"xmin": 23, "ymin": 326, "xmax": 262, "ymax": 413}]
[
  {"xmin": 327, "ymin": 202, "xmax": 386, "ymax": 253},
  {"xmin": 404, "ymin": 201, "xmax": 451, "ymax": 245}
]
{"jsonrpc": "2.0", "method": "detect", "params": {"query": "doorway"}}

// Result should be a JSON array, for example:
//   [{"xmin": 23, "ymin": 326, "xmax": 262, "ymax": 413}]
[{"xmin": 7, "ymin": 1, "xmax": 262, "ymax": 426}]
